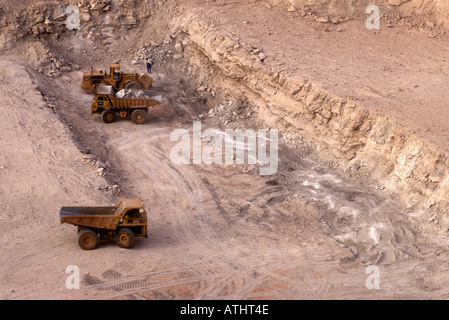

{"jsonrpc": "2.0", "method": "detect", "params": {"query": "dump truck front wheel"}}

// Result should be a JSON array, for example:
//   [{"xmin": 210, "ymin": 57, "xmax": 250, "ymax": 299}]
[
  {"xmin": 101, "ymin": 109, "xmax": 116, "ymax": 124},
  {"xmin": 78, "ymin": 229, "xmax": 99, "ymax": 250},
  {"xmin": 131, "ymin": 109, "xmax": 147, "ymax": 125},
  {"xmin": 115, "ymin": 228, "xmax": 136, "ymax": 248}
]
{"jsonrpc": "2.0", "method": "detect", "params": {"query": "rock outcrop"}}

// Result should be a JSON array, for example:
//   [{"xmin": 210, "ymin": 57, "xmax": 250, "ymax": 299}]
[{"xmin": 173, "ymin": 13, "xmax": 449, "ymax": 236}]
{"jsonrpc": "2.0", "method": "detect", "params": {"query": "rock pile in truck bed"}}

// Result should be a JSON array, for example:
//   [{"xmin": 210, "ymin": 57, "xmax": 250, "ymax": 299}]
[{"xmin": 116, "ymin": 89, "xmax": 152, "ymax": 99}]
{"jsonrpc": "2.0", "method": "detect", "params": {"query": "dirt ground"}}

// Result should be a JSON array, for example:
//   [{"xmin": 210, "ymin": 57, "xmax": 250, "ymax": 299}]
[{"xmin": 1, "ymin": 0, "xmax": 449, "ymax": 300}]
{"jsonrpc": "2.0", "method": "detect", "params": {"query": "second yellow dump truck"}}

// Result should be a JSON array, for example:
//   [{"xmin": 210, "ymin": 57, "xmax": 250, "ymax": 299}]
[
  {"xmin": 60, "ymin": 198, "xmax": 148, "ymax": 250},
  {"xmin": 91, "ymin": 85, "xmax": 162, "ymax": 124}
]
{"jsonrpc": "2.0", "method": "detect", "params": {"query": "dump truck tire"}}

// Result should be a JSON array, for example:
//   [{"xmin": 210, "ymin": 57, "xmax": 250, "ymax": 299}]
[
  {"xmin": 115, "ymin": 228, "xmax": 136, "ymax": 248},
  {"xmin": 101, "ymin": 109, "xmax": 116, "ymax": 124},
  {"xmin": 124, "ymin": 81, "xmax": 140, "ymax": 90},
  {"xmin": 78, "ymin": 230, "xmax": 99, "ymax": 250},
  {"xmin": 131, "ymin": 109, "xmax": 147, "ymax": 125}
]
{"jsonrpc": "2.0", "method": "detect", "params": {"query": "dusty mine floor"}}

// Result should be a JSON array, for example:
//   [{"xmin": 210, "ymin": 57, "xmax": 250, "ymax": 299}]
[{"xmin": 1, "ymin": 0, "xmax": 449, "ymax": 300}]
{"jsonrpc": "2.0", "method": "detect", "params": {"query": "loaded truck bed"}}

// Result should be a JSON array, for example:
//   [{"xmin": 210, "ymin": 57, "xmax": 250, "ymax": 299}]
[{"xmin": 91, "ymin": 85, "xmax": 162, "ymax": 124}]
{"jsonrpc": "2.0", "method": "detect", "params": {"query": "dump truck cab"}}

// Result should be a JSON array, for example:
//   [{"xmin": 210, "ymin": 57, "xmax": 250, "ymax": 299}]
[
  {"xmin": 91, "ymin": 85, "xmax": 114, "ymax": 115},
  {"xmin": 91, "ymin": 84, "xmax": 161, "ymax": 124}
]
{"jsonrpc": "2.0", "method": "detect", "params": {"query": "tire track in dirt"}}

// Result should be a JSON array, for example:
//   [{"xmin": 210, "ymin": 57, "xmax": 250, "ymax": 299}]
[
  {"xmin": 88, "ymin": 264, "xmax": 214, "ymax": 293},
  {"xmin": 93, "ymin": 125, "xmax": 357, "ymax": 299},
  {"xmin": 59, "ymin": 86, "xmax": 449, "ymax": 299},
  {"xmin": 0, "ymin": 60, "xmax": 113, "ymax": 300},
  {"xmin": 107, "ymin": 128, "xmax": 230, "ymax": 255},
  {"xmin": 97, "ymin": 128, "xmax": 234, "ymax": 297},
  {"xmin": 57, "ymin": 120, "xmax": 449, "ymax": 299},
  {"xmin": 99, "ymin": 123, "xmax": 447, "ymax": 299}
]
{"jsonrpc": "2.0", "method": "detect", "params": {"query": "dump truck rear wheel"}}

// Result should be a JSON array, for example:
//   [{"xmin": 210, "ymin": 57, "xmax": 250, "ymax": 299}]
[
  {"xmin": 101, "ymin": 110, "xmax": 116, "ymax": 124},
  {"xmin": 124, "ymin": 81, "xmax": 140, "ymax": 90},
  {"xmin": 131, "ymin": 109, "xmax": 147, "ymax": 125},
  {"xmin": 78, "ymin": 230, "xmax": 99, "ymax": 250},
  {"xmin": 115, "ymin": 228, "xmax": 136, "ymax": 249}
]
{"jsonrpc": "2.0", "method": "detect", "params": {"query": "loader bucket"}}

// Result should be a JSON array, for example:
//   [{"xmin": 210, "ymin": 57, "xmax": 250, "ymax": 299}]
[{"xmin": 139, "ymin": 74, "xmax": 154, "ymax": 89}]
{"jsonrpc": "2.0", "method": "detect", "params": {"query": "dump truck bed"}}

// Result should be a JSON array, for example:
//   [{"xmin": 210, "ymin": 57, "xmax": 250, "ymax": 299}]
[
  {"xmin": 59, "ymin": 206, "xmax": 116, "ymax": 218},
  {"xmin": 60, "ymin": 198, "xmax": 145, "ymax": 231},
  {"xmin": 110, "ymin": 96, "xmax": 161, "ymax": 109},
  {"xmin": 60, "ymin": 206, "xmax": 119, "ymax": 230},
  {"xmin": 95, "ymin": 85, "xmax": 161, "ymax": 109}
]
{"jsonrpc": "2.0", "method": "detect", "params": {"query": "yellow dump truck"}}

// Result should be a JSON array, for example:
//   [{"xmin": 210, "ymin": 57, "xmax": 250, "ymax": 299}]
[
  {"xmin": 80, "ymin": 64, "xmax": 153, "ymax": 92},
  {"xmin": 60, "ymin": 198, "xmax": 148, "ymax": 250},
  {"xmin": 91, "ymin": 85, "xmax": 162, "ymax": 124}
]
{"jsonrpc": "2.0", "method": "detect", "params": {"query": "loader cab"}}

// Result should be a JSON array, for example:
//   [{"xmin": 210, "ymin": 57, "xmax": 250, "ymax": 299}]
[{"xmin": 110, "ymin": 64, "xmax": 121, "ymax": 82}]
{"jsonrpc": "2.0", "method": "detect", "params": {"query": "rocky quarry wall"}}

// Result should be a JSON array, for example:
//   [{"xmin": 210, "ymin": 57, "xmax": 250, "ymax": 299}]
[
  {"xmin": 287, "ymin": 0, "xmax": 449, "ymax": 27},
  {"xmin": 172, "ymin": 12, "xmax": 449, "ymax": 237}
]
